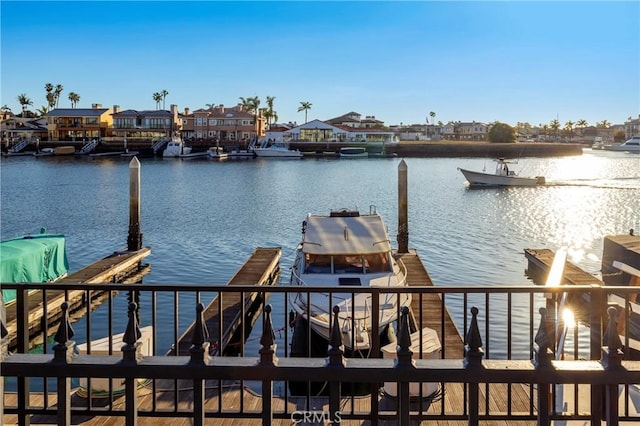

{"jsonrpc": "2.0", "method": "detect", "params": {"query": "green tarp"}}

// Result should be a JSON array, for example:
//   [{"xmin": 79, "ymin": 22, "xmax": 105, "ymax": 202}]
[{"xmin": 1, "ymin": 234, "xmax": 69, "ymax": 304}]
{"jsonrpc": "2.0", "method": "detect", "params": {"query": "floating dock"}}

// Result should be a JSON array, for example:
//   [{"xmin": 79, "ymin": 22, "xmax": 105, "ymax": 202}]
[
  {"xmin": 169, "ymin": 247, "xmax": 281, "ymax": 356},
  {"xmin": 3, "ymin": 248, "xmax": 150, "ymax": 351}
]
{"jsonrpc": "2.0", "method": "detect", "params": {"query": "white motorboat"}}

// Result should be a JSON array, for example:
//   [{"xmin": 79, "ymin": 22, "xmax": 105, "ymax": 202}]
[
  {"xmin": 252, "ymin": 139, "xmax": 302, "ymax": 158},
  {"xmin": 289, "ymin": 208, "xmax": 410, "ymax": 355},
  {"xmin": 602, "ymin": 136, "xmax": 640, "ymax": 152},
  {"xmin": 339, "ymin": 147, "xmax": 369, "ymax": 158},
  {"xmin": 162, "ymin": 137, "xmax": 192, "ymax": 157},
  {"xmin": 207, "ymin": 146, "xmax": 228, "ymax": 160},
  {"xmin": 458, "ymin": 158, "xmax": 545, "ymax": 187}
]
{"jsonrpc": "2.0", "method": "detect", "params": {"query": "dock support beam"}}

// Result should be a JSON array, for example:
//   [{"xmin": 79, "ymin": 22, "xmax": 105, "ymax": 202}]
[
  {"xmin": 127, "ymin": 157, "xmax": 142, "ymax": 251},
  {"xmin": 397, "ymin": 160, "xmax": 408, "ymax": 253}
]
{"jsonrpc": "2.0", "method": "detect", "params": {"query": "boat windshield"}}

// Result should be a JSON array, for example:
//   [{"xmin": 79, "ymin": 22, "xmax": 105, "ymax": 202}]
[{"xmin": 305, "ymin": 253, "xmax": 390, "ymax": 274}]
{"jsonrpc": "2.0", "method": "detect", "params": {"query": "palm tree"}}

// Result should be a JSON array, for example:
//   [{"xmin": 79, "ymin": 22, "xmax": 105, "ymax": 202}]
[
  {"xmin": 54, "ymin": 84, "xmax": 64, "ymax": 108},
  {"xmin": 161, "ymin": 89, "xmax": 169, "ymax": 110},
  {"xmin": 575, "ymin": 119, "xmax": 588, "ymax": 137},
  {"xmin": 298, "ymin": 101, "xmax": 312, "ymax": 123},
  {"xmin": 264, "ymin": 96, "xmax": 277, "ymax": 127},
  {"xmin": 36, "ymin": 106, "xmax": 49, "ymax": 116},
  {"xmin": 205, "ymin": 103, "xmax": 216, "ymax": 110},
  {"xmin": 597, "ymin": 120, "xmax": 610, "ymax": 128},
  {"xmin": 16, "ymin": 93, "xmax": 33, "ymax": 117},
  {"xmin": 68, "ymin": 92, "xmax": 80, "ymax": 108},
  {"xmin": 45, "ymin": 83, "xmax": 56, "ymax": 110},
  {"xmin": 549, "ymin": 119, "xmax": 560, "ymax": 141},
  {"xmin": 430, "ymin": 111, "xmax": 436, "ymax": 125},
  {"xmin": 153, "ymin": 92, "xmax": 162, "ymax": 110}
]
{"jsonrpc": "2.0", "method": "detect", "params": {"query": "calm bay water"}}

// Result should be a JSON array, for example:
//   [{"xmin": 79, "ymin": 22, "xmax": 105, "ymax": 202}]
[{"xmin": 1, "ymin": 149, "xmax": 639, "ymax": 360}]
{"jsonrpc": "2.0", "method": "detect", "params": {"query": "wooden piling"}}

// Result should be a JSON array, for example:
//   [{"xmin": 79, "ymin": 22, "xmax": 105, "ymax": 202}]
[
  {"xmin": 127, "ymin": 157, "xmax": 142, "ymax": 251},
  {"xmin": 397, "ymin": 159, "xmax": 408, "ymax": 254}
]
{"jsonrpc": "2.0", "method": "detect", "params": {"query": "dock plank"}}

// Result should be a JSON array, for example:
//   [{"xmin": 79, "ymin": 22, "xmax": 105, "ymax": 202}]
[
  {"xmin": 3, "ymin": 248, "xmax": 151, "ymax": 351},
  {"xmin": 171, "ymin": 247, "xmax": 281, "ymax": 356}
]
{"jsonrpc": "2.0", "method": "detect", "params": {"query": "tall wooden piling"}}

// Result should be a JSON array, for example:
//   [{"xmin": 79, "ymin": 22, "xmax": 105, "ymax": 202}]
[
  {"xmin": 127, "ymin": 157, "xmax": 142, "ymax": 251},
  {"xmin": 397, "ymin": 160, "xmax": 408, "ymax": 253}
]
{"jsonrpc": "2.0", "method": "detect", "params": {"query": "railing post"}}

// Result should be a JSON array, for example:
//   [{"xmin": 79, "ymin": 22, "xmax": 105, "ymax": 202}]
[
  {"xmin": 258, "ymin": 304, "xmax": 278, "ymax": 426},
  {"xmin": 589, "ymin": 285, "xmax": 605, "ymax": 424},
  {"xmin": 189, "ymin": 303, "xmax": 210, "ymax": 426},
  {"xmin": 327, "ymin": 306, "xmax": 346, "ymax": 425},
  {"xmin": 53, "ymin": 302, "xmax": 75, "ymax": 426},
  {"xmin": 464, "ymin": 306, "xmax": 484, "ymax": 426},
  {"xmin": 602, "ymin": 306, "xmax": 623, "ymax": 426},
  {"xmin": 534, "ymin": 307, "xmax": 554, "ymax": 426},
  {"xmin": 122, "ymin": 302, "xmax": 142, "ymax": 426},
  {"xmin": 16, "ymin": 286, "xmax": 30, "ymax": 426},
  {"xmin": 395, "ymin": 306, "xmax": 415, "ymax": 425},
  {"xmin": 1, "ymin": 300, "xmax": 9, "ymax": 423}
]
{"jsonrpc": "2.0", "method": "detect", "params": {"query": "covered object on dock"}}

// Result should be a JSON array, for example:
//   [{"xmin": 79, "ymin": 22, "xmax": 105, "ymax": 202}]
[{"xmin": 1, "ymin": 233, "xmax": 68, "ymax": 304}]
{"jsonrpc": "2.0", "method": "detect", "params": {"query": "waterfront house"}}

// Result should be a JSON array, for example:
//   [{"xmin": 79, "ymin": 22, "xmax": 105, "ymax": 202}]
[
  {"xmin": 190, "ymin": 103, "xmax": 265, "ymax": 143},
  {"xmin": 46, "ymin": 104, "xmax": 113, "ymax": 142},
  {"xmin": 442, "ymin": 121, "xmax": 488, "ymax": 141},
  {"xmin": 625, "ymin": 115, "xmax": 640, "ymax": 139},
  {"xmin": 111, "ymin": 104, "xmax": 181, "ymax": 142},
  {"xmin": 266, "ymin": 118, "xmax": 396, "ymax": 144},
  {"xmin": 0, "ymin": 115, "xmax": 48, "ymax": 145}
]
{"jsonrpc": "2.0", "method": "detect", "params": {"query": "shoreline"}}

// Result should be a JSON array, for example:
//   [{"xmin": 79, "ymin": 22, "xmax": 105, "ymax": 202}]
[{"xmin": 2, "ymin": 140, "xmax": 584, "ymax": 158}]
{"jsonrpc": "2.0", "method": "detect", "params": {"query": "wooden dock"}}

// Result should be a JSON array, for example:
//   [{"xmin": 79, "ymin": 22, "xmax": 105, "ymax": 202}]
[
  {"xmin": 396, "ymin": 250, "xmax": 465, "ymax": 356},
  {"xmin": 524, "ymin": 248, "xmax": 603, "ymax": 286},
  {"xmin": 3, "ymin": 247, "xmax": 151, "ymax": 351},
  {"xmin": 170, "ymin": 247, "xmax": 281, "ymax": 356}
]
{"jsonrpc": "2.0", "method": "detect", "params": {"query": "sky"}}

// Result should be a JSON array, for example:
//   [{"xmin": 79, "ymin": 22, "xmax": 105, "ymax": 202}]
[{"xmin": 1, "ymin": 1, "xmax": 638, "ymax": 128}]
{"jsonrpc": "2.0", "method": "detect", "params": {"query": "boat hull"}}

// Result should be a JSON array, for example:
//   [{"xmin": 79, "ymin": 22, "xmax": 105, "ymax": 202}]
[
  {"xmin": 459, "ymin": 168, "xmax": 544, "ymax": 187},
  {"xmin": 253, "ymin": 148, "xmax": 302, "ymax": 158}
]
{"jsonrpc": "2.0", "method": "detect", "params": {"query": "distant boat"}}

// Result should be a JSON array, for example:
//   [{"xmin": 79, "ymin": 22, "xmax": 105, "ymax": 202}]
[
  {"xmin": 458, "ymin": 158, "xmax": 545, "ymax": 187},
  {"xmin": 207, "ymin": 146, "xmax": 229, "ymax": 160},
  {"xmin": 163, "ymin": 137, "xmax": 192, "ymax": 157},
  {"xmin": 253, "ymin": 139, "xmax": 302, "ymax": 158},
  {"xmin": 339, "ymin": 147, "xmax": 369, "ymax": 158},
  {"xmin": 602, "ymin": 136, "xmax": 640, "ymax": 153}
]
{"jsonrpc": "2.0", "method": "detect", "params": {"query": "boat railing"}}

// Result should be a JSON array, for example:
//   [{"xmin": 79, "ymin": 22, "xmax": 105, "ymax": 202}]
[{"xmin": 2, "ymin": 282, "xmax": 640, "ymax": 425}]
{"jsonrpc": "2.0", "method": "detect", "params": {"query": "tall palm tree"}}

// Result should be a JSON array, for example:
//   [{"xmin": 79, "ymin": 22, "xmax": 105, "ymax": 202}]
[
  {"xmin": 205, "ymin": 103, "xmax": 216, "ymax": 110},
  {"xmin": 16, "ymin": 93, "xmax": 33, "ymax": 117},
  {"xmin": 153, "ymin": 92, "xmax": 162, "ymax": 110},
  {"xmin": 264, "ymin": 96, "xmax": 276, "ymax": 127},
  {"xmin": 161, "ymin": 89, "xmax": 169, "ymax": 110},
  {"xmin": 597, "ymin": 120, "xmax": 610, "ymax": 128},
  {"xmin": 549, "ymin": 119, "xmax": 560, "ymax": 141},
  {"xmin": 54, "ymin": 84, "xmax": 64, "ymax": 108},
  {"xmin": 430, "ymin": 111, "xmax": 436, "ymax": 125},
  {"xmin": 44, "ymin": 83, "xmax": 56, "ymax": 110},
  {"xmin": 298, "ymin": 101, "xmax": 312, "ymax": 123},
  {"xmin": 68, "ymin": 92, "xmax": 80, "ymax": 108}
]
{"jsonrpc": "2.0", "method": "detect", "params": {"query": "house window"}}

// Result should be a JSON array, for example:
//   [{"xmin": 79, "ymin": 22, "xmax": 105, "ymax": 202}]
[
  {"xmin": 209, "ymin": 119, "xmax": 216, "ymax": 126},
  {"xmin": 196, "ymin": 118, "xmax": 203, "ymax": 126}
]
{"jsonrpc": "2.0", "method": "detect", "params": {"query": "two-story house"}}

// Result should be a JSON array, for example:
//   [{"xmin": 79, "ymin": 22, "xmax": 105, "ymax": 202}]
[
  {"xmin": 46, "ymin": 104, "xmax": 113, "ymax": 141},
  {"xmin": 111, "ymin": 104, "xmax": 181, "ymax": 141},
  {"xmin": 190, "ymin": 104, "xmax": 264, "ymax": 143}
]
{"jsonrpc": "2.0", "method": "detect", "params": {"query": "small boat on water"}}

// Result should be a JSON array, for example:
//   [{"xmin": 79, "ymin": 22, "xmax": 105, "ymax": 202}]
[
  {"xmin": 288, "ymin": 207, "xmax": 411, "ymax": 394},
  {"xmin": 339, "ymin": 146, "xmax": 368, "ymax": 158},
  {"xmin": 252, "ymin": 139, "xmax": 302, "ymax": 158},
  {"xmin": 163, "ymin": 137, "xmax": 192, "ymax": 157},
  {"xmin": 289, "ymin": 208, "xmax": 410, "ymax": 352},
  {"xmin": 458, "ymin": 158, "xmax": 545, "ymax": 187},
  {"xmin": 207, "ymin": 146, "xmax": 228, "ymax": 160},
  {"xmin": 1, "ymin": 230, "xmax": 69, "ymax": 305},
  {"xmin": 602, "ymin": 136, "xmax": 640, "ymax": 153}
]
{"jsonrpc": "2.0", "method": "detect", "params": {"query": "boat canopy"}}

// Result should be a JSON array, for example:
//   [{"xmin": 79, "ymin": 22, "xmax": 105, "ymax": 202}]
[
  {"xmin": 1, "ymin": 234, "xmax": 69, "ymax": 304},
  {"xmin": 302, "ymin": 214, "xmax": 392, "ymax": 255}
]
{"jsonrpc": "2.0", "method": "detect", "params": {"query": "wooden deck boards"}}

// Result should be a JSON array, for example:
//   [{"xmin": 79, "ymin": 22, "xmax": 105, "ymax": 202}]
[{"xmin": 170, "ymin": 247, "xmax": 281, "ymax": 356}]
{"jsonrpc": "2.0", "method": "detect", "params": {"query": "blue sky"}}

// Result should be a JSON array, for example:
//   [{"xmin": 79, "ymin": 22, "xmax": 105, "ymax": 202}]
[{"xmin": 1, "ymin": 1, "xmax": 638, "ymax": 127}]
